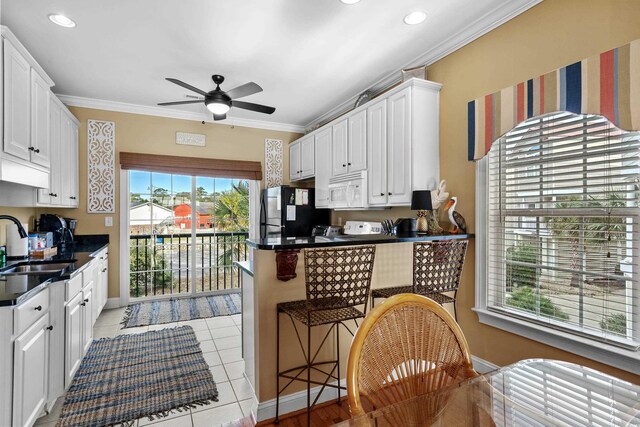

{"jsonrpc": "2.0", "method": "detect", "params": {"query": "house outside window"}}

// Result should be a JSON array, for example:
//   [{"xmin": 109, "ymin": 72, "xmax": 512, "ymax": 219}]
[{"xmin": 475, "ymin": 112, "xmax": 640, "ymax": 373}]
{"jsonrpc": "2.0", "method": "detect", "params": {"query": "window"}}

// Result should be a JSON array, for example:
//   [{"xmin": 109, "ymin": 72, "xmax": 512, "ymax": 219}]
[{"xmin": 476, "ymin": 112, "xmax": 640, "ymax": 366}]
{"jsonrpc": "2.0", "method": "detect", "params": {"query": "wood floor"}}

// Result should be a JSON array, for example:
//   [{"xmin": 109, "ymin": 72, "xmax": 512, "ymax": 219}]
[{"xmin": 225, "ymin": 399, "xmax": 352, "ymax": 427}]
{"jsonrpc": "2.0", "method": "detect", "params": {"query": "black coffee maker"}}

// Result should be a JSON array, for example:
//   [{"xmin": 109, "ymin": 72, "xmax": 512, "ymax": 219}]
[{"xmin": 39, "ymin": 214, "xmax": 74, "ymax": 249}]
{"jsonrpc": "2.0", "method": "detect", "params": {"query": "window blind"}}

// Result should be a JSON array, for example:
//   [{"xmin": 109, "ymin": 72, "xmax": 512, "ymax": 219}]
[
  {"xmin": 486, "ymin": 112, "xmax": 640, "ymax": 349},
  {"xmin": 119, "ymin": 152, "xmax": 263, "ymax": 181}
]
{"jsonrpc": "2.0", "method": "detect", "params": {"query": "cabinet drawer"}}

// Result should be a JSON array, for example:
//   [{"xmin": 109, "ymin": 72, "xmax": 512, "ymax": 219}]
[
  {"xmin": 66, "ymin": 274, "xmax": 82, "ymax": 301},
  {"xmin": 82, "ymin": 262, "xmax": 97, "ymax": 288},
  {"xmin": 14, "ymin": 287, "xmax": 49, "ymax": 336}
]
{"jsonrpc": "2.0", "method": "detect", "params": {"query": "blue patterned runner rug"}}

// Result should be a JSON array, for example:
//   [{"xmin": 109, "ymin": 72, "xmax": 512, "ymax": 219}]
[
  {"xmin": 122, "ymin": 291, "xmax": 241, "ymax": 328},
  {"xmin": 56, "ymin": 326, "xmax": 218, "ymax": 426}
]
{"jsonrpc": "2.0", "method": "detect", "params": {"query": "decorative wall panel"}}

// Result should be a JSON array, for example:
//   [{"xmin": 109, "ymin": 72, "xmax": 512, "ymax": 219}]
[
  {"xmin": 87, "ymin": 120, "xmax": 115, "ymax": 213},
  {"xmin": 264, "ymin": 138, "xmax": 283, "ymax": 188}
]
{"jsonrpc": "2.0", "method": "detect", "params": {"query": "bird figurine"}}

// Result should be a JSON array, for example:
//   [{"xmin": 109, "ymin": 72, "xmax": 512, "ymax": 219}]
[{"xmin": 445, "ymin": 196, "xmax": 467, "ymax": 234}]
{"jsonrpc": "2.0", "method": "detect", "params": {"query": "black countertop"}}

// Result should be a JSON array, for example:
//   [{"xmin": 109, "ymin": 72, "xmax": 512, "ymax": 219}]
[
  {"xmin": 247, "ymin": 232, "xmax": 474, "ymax": 250},
  {"xmin": 0, "ymin": 235, "xmax": 109, "ymax": 307}
]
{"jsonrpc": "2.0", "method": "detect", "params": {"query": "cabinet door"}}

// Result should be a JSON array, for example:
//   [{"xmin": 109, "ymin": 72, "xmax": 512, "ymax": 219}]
[
  {"xmin": 314, "ymin": 128, "xmax": 332, "ymax": 208},
  {"xmin": 68, "ymin": 120, "xmax": 79, "ymax": 206},
  {"xmin": 348, "ymin": 110, "xmax": 367, "ymax": 172},
  {"xmin": 300, "ymin": 136, "xmax": 315, "ymax": 178},
  {"xmin": 59, "ymin": 114, "xmax": 72, "ymax": 204},
  {"xmin": 289, "ymin": 141, "xmax": 300, "ymax": 181},
  {"xmin": 3, "ymin": 39, "xmax": 31, "ymax": 161},
  {"xmin": 101, "ymin": 256, "xmax": 109, "ymax": 311},
  {"xmin": 367, "ymin": 100, "xmax": 388, "ymax": 206},
  {"xmin": 30, "ymin": 71, "xmax": 50, "ymax": 168},
  {"xmin": 65, "ymin": 294, "xmax": 83, "ymax": 387},
  {"xmin": 82, "ymin": 285, "xmax": 94, "ymax": 353},
  {"xmin": 387, "ymin": 87, "xmax": 412, "ymax": 205},
  {"xmin": 13, "ymin": 314, "xmax": 50, "ymax": 427},
  {"xmin": 331, "ymin": 119, "xmax": 348, "ymax": 178},
  {"xmin": 38, "ymin": 98, "xmax": 62, "ymax": 205}
]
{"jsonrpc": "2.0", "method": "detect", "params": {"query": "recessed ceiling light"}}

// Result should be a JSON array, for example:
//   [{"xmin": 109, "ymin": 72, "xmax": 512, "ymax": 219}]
[
  {"xmin": 404, "ymin": 11, "xmax": 427, "ymax": 25},
  {"xmin": 340, "ymin": 0, "xmax": 361, "ymax": 4},
  {"xmin": 48, "ymin": 14, "xmax": 76, "ymax": 28}
]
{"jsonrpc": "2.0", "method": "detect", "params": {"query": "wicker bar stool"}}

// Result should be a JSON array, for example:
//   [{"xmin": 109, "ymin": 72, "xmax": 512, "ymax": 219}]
[
  {"xmin": 371, "ymin": 240, "xmax": 468, "ymax": 320},
  {"xmin": 275, "ymin": 245, "xmax": 376, "ymax": 425}
]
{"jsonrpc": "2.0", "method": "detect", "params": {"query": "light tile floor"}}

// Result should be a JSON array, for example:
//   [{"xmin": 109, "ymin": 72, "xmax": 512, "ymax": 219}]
[{"xmin": 35, "ymin": 307, "xmax": 256, "ymax": 427}]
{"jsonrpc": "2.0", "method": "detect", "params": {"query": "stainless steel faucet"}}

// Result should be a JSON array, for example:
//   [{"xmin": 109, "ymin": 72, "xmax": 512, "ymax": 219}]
[{"xmin": 0, "ymin": 215, "xmax": 28, "ymax": 238}]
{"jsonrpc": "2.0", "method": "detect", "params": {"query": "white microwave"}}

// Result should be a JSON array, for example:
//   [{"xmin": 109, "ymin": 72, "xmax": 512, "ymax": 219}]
[{"xmin": 328, "ymin": 171, "xmax": 368, "ymax": 210}]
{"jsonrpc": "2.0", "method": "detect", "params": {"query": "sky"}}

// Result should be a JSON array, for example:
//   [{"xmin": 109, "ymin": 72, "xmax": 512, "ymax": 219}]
[{"xmin": 129, "ymin": 170, "xmax": 235, "ymax": 196}]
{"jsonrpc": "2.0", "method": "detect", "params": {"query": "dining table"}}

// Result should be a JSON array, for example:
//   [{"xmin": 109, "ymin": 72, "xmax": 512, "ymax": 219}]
[{"xmin": 334, "ymin": 359, "xmax": 640, "ymax": 426}]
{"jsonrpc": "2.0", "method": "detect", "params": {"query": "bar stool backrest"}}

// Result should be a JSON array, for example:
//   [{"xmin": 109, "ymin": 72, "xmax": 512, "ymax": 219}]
[
  {"xmin": 304, "ymin": 245, "xmax": 376, "ymax": 310},
  {"xmin": 413, "ymin": 240, "xmax": 468, "ymax": 294}
]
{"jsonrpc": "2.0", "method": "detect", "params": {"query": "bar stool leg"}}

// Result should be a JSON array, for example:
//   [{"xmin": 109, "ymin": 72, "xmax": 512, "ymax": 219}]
[
  {"xmin": 336, "ymin": 323, "xmax": 341, "ymax": 405},
  {"xmin": 307, "ymin": 321, "xmax": 311, "ymax": 426},
  {"xmin": 275, "ymin": 310, "xmax": 280, "ymax": 423}
]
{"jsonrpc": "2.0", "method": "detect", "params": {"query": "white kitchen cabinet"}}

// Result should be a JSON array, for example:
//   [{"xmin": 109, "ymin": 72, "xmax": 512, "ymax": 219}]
[
  {"xmin": 98, "ymin": 249, "xmax": 109, "ymax": 311},
  {"xmin": 13, "ymin": 313, "xmax": 51, "ymax": 427},
  {"xmin": 347, "ymin": 110, "xmax": 367, "ymax": 172},
  {"xmin": 387, "ymin": 87, "xmax": 413, "ymax": 205},
  {"xmin": 29, "ymin": 70, "xmax": 50, "ymax": 168},
  {"xmin": 68, "ymin": 120, "xmax": 79, "ymax": 207},
  {"xmin": 38, "ymin": 98, "xmax": 62, "ymax": 205},
  {"xmin": 64, "ymin": 278, "xmax": 83, "ymax": 388},
  {"xmin": 331, "ymin": 118, "xmax": 348, "ymax": 177},
  {"xmin": 314, "ymin": 127, "xmax": 332, "ymax": 208},
  {"xmin": 366, "ymin": 79, "xmax": 441, "ymax": 207},
  {"xmin": 289, "ymin": 134, "xmax": 315, "ymax": 181},
  {"xmin": 3, "ymin": 37, "xmax": 31, "ymax": 161},
  {"xmin": 289, "ymin": 140, "xmax": 301, "ymax": 181},
  {"xmin": 367, "ymin": 99, "xmax": 388, "ymax": 206},
  {"xmin": 81, "ymin": 284, "xmax": 94, "ymax": 354}
]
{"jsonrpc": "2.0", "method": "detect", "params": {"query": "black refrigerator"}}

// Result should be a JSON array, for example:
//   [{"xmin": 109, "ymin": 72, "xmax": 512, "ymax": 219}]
[{"xmin": 260, "ymin": 186, "xmax": 331, "ymax": 238}]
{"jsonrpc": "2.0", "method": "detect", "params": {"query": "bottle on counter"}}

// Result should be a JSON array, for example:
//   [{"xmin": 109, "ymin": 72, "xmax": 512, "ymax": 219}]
[{"xmin": 0, "ymin": 245, "xmax": 6, "ymax": 267}]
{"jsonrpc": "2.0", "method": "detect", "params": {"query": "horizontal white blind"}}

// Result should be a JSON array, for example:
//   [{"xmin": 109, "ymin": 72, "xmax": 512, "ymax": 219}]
[{"xmin": 487, "ymin": 112, "xmax": 640, "ymax": 349}]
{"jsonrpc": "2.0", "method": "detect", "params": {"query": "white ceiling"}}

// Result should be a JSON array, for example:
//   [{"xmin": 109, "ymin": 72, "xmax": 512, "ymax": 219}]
[{"xmin": 2, "ymin": 0, "xmax": 539, "ymax": 131}]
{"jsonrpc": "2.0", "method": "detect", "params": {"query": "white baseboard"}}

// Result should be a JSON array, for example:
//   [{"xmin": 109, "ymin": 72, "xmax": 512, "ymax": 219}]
[
  {"xmin": 256, "ymin": 379, "xmax": 347, "ymax": 422},
  {"xmin": 472, "ymin": 355, "xmax": 499, "ymax": 374},
  {"xmin": 104, "ymin": 298, "xmax": 122, "ymax": 309}
]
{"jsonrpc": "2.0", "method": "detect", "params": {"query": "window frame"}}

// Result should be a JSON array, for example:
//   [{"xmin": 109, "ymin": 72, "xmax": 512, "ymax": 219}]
[{"xmin": 474, "ymin": 130, "xmax": 640, "ymax": 376}]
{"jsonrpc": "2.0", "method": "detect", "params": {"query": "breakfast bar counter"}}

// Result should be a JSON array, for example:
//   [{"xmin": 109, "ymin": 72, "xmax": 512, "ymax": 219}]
[{"xmin": 239, "ymin": 234, "xmax": 474, "ymax": 422}]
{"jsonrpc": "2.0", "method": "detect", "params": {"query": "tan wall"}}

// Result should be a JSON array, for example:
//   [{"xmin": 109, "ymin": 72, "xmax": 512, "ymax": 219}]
[
  {"xmin": 426, "ymin": 0, "xmax": 640, "ymax": 383},
  {"xmin": 41, "ymin": 107, "xmax": 301, "ymax": 300}
]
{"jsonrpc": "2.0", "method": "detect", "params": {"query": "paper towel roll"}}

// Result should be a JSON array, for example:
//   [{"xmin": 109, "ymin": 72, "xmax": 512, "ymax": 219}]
[{"xmin": 6, "ymin": 223, "xmax": 28, "ymax": 258}]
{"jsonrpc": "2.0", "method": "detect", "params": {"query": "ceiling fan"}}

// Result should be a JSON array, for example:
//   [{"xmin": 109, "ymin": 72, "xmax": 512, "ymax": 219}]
[{"xmin": 158, "ymin": 74, "xmax": 275, "ymax": 121}]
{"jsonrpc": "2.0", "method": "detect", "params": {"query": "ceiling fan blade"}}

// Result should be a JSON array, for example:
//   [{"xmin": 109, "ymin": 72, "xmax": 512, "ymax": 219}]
[
  {"xmin": 213, "ymin": 113, "xmax": 227, "ymax": 121},
  {"xmin": 157, "ymin": 100, "xmax": 203, "ymax": 106},
  {"xmin": 226, "ymin": 82, "xmax": 263, "ymax": 100},
  {"xmin": 231, "ymin": 100, "xmax": 275, "ymax": 114},
  {"xmin": 166, "ymin": 78, "xmax": 209, "ymax": 96}
]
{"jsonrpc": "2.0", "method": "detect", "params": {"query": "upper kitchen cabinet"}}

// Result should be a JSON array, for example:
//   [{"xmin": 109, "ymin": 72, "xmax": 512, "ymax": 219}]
[
  {"xmin": 367, "ymin": 79, "xmax": 441, "ymax": 207},
  {"xmin": 289, "ymin": 134, "xmax": 314, "ymax": 181},
  {"xmin": 314, "ymin": 127, "xmax": 332, "ymax": 207},
  {"xmin": 0, "ymin": 27, "xmax": 55, "ymax": 188},
  {"xmin": 330, "ymin": 110, "xmax": 367, "ymax": 178}
]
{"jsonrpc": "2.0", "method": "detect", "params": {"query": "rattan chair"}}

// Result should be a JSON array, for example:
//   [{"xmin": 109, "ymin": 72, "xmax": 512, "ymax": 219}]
[
  {"xmin": 347, "ymin": 293, "xmax": 478, "ymax": 417},
  {"xmin": 275, "ymin": 245, "xmax": 376, "ymax": 424},
  {"xmin": 371, "ymin": 240, "xmax": 468, "ymax": 320}
]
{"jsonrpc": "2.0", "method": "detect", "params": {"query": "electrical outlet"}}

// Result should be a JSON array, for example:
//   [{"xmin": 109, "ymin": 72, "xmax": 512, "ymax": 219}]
[{"xmin": 105, "ymin": 217, "xmax": 113, "ymax": 227}]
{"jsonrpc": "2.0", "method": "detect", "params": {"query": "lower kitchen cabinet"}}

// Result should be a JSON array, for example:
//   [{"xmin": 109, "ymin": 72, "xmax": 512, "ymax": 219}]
[
  {"xmin": 65, "ymin": 291, "xmax": 83, "ymax": 387},
  {"xmin": 13, "ymin": 313, "xmax": 51, "ymax": 427},
  {"xmin": 81, "ymin": 284, "xmax": 94, "ymax": 354}
]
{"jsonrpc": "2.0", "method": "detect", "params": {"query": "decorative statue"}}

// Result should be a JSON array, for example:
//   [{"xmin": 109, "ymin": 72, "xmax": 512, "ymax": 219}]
[
  {"xmin": 427, "ymin": 180, "xmax": 449, "ymax": 234},
  {"xmin": 445, "ymin": 196, "xmax": 467, "ymax": 234}
]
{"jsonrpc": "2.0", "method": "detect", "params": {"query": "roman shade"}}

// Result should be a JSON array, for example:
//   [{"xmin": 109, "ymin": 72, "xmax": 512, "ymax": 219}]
[
  {"xmin": 119, "ymin": 152, "xmax": 262, "ymax": 180},
  {"xmin": 468, "ymin": 38, "xmax": 640, "ymax": 161}
]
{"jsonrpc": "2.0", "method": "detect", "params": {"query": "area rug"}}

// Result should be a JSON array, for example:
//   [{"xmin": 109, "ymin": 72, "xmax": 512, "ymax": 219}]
[
  {"xmin": 56, "ymin": 326, "xmax": 218, "ymax": 427},
  {"xmin": 121, "ymin": 291, "xmax": 241, "ymax": 328}
]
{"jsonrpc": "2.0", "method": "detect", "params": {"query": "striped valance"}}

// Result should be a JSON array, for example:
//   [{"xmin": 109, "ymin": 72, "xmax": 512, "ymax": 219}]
[{"xmin": 468, "ymin": 39, "xmax": 640, "ymax": 161}]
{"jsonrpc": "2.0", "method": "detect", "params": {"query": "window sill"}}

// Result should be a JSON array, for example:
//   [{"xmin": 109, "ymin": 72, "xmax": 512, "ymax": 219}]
[{"xmin": 473, "ymin": 307, "xmax": 640, "ymax": 375}]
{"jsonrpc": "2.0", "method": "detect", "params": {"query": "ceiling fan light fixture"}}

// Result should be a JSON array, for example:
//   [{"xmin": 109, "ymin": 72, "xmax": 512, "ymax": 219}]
[
  {"xmin": 206, "ymin": 101, "xmax": 230, "ymax": 115},
  {"xmin": 48, "ymin": 13, "xmax": 76, "ymax": 28},
  {"xmin": 340, "ymin": 0, "xmax": 361, "ymax": 4},
  {"xmin": 404, "ymin": 11, "xmax": 427, "ymax": 25}
]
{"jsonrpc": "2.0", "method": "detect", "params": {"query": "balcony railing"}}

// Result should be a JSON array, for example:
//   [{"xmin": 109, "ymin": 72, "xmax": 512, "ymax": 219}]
[{"xmin": 129, "ymin": 231, "xmax": 248, "ymax": 298}]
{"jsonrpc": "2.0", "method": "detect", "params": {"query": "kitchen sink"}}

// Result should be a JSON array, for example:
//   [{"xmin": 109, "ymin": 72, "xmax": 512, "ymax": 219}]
[{"xmin": 0, "ymin": 262, "xmax": 74, "ymax": 276}]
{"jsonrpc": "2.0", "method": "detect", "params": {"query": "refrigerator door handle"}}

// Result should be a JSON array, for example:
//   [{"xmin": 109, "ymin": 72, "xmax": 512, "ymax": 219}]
[{"xmin": 260, "ymin": 194, "xmax": 266, "ymax": 225}]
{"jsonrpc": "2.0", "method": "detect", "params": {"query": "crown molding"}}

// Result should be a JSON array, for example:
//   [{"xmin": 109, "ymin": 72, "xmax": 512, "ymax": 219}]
[
  {"xmin": 56, "ymin": 94, "xmax": 306, "ymax": 134},
  {"xmin": 304, "ymin": 0, "xmax": 543, "ymax": 131}
]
